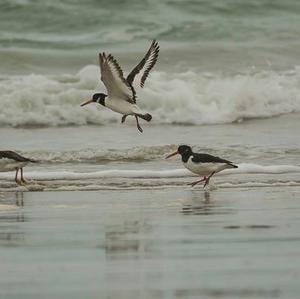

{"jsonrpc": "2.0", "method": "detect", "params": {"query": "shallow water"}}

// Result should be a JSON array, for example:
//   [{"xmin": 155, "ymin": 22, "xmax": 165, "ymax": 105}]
[
  {"xmin": 0, "ymin": 114, "xmax": 299, "ymax": 191},
  {"xmin": 1, "ymin": 187, "xmax": 300, "ymax": 298}
]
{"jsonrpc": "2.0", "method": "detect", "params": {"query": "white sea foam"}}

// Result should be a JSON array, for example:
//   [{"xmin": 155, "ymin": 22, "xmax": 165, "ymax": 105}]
[
  {"xmin": 0, "ymin": 163, "xmax": 299, "ymax": 181},
  {"xmin": 1, "ymin": 65, "xmax": 300, "ymax": 126},
  {"xmin": 0, "ymin": 163, "xmax": 299, "ymax": 191}
]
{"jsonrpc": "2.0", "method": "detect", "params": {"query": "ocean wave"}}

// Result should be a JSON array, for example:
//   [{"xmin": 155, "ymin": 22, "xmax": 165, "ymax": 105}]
[
  {"xmin": 0, "ymin": 65, "xmax": 300, "ymax": 126},
  {"xmin": 13, "ymin": 146, "xmax": 300, "ymax": 165},
  {"xmin": 1, "ymin": 0, "xmax": 300, "ymax": 50},
  {"xmin": 20, "ymin": 145, "xmax": 177, "ymax": 163}
]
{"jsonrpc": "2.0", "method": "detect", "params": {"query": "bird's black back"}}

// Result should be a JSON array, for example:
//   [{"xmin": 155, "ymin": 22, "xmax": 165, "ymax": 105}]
[
  {"xmin": 0, "ymin": 151, "xmax": 36, "ymax": 162},
  {"xmin": 191, "ymin": 153, "xmax": 233, "ymax": 164}
]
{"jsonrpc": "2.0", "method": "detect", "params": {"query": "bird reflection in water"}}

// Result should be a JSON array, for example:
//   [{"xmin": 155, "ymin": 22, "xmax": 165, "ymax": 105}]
[
  {"xmin": 15, "ymin": 191, "xmax": 24, "ymax": 207},
  {"xmin": 102, "ymin": 220, "xmax": 150, "ymax": 259},
  {"xmin": 0, "ymin": 192, "xmax": 25, "ymax": 246},
  {"xmin": 181, "ymin": 191, "xmax": 233, "ymax": 216},
  {"xmin": 0, "ymin": 192, "xmax": 24, "ymax": 219}
]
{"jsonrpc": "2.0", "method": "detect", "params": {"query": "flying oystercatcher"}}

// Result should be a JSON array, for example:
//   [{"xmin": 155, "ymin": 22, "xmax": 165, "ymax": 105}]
[
  {"xmin": 166, "ymin": 145, "xmax": 238, "ymax": 187},
  {"xmin": 81, "ymin": 40, "xmax": 159, "ymax": 133},
  {"xmin": 0, "ymin": 151, "xmax": 36, "ymax": 185}
]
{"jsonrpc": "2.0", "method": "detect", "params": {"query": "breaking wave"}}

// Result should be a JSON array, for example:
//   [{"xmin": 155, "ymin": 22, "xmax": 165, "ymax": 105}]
[
  {"xmin": 10, "ymin": 146, "xmax": 300, "ymax": 166},
  {"xmin": 1, "ymin": 65, "xmax": 300, "ymax": 127},
  {"xmin": 15, "ymin": 145, "xmax": 177, "ymax": 163}
]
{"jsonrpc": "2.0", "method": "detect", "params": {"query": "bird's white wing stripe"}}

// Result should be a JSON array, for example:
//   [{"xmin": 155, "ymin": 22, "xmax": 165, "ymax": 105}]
[
  {"xmin": 99, "ymin": 53, "xmax": 135, "ymax": 103},
  {"xmin": 126, "ymin": 40, "xmax": 159, "ymax": 89},
  {"xmin": 140, "ymin": 41, "xmax": 159, "ymax": 87}
]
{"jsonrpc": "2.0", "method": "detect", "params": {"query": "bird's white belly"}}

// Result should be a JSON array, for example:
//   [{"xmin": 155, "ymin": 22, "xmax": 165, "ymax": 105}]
[
  {"xmin": 184, "ymin": 159, "xmax": 229, "ymax": 176},
  {"xmin": 106, "ymin": 98, "xmax": 141, "ymax": 115},
  {"xmin": 0, "ymin": 159, "xmax": 27, "ymax": 172}
]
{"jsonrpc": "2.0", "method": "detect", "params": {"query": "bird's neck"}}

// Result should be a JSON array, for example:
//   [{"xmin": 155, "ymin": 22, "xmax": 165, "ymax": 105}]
[
  {"xmin": 97, "ymin": 97, "xmax": 106, "ymax": 106},
  {"xmin": 181, "ymin": 152, "xmax": 192, "ymax": 163}
]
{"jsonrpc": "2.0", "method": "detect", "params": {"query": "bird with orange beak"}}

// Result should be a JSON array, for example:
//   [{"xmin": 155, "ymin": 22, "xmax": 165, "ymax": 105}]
[
  {"xmin": 166, "ymin": 145, "xmax": 238, "ymax": 187},
  {"xmin": 81, "ymin": 40, "xmax": 159, "ymax": 133}
]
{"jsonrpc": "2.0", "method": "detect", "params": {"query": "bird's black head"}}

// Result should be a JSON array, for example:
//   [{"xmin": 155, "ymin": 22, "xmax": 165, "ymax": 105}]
[
  {"xmin": 166, "ymin": 144, "xmax": 193, "ymax": 162},
  {"xmin": 80, "ymin": 93, "xmax": 107, "ymax": 107},
  {"xmin": 177, "ymin": 145, "xmax": 192, "ymax": 156},
  {"xmin": 92, "ymin": 93, "xmax": 107, "ymax": 106}
]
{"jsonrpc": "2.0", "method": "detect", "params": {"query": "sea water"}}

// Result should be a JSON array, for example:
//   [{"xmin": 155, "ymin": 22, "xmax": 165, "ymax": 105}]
[{"xmin": 1, "ymin": 1, "xmax": 300, "ymax": 298}]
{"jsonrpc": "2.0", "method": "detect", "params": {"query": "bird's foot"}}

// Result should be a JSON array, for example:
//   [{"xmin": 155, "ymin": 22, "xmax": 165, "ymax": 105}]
[
  {"xmin": 203, "ymin": 172, "xmax": 215, "ymax": 188},
  {"xmin": 137, "ymin": 124, "xmax": 143, "ymax": 133},
  {"xmin": 188, "ymin": 177, "xmax": 206, "ymax": 187},
  {"xmin": 16, "ymin": 180, "xmax": 24, "ymax": 186},
  {"xmin": 135, "ymin": 115, "xmax": 143, "ymax": 133},
  {"xmin": 21, "ymin": 179, "xmax": 28, "ymax": 184},
  {"xmin": 203, "ymin": 178, "xmax": 210, "ymax": 188},
  {"xmin": 121, "ymin": 115, "xmax": 127, "ymax": 123}
]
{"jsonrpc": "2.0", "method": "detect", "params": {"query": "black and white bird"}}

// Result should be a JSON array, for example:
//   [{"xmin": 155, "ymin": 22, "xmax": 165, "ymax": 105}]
[
  {"xmin": 166, "ymin": 145, "xmax": 238, "ymax": 187},
  {"xmin": 81, "ymin": 40, "xmax": 160, "ymax": 133},
  {"xmin": 0, "ymin": 151, "xmax": 36, "ymax": 185}
]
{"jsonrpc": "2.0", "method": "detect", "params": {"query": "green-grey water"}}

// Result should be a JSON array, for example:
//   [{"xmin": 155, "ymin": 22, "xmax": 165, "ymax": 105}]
[
  {"xmin": 1, "ymin": 0, "xmax": 300, "ymax": 126},
  {"xmin": 1, "ymin": 0, "xmax": 300, "ymax": 74}
]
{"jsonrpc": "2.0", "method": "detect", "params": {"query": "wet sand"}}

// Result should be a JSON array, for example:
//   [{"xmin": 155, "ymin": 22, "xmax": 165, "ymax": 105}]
[{"xmin": 1, "ymin": 187, "xmax": 300, "ymax": 298}]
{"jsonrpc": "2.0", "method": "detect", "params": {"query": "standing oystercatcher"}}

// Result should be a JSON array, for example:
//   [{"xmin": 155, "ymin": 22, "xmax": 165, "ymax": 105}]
[
  {"xmin": 81, "ymin": 40, "xmax": 160, "ymax": 133},
  {"xmin": 166, "ymin": 145, "xmax": 238, "ymax": 187},
  {"xmin": 0, "ymin": 151, "xmax": 36, "ymax": 185}
]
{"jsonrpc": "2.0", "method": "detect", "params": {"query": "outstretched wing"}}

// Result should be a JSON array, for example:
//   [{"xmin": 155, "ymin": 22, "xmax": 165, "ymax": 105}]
[
  {"xmin": 99, "ymin": 53, "xmax": 136, "ymax": 104},
  {"xmin": 126, "ymin": 40, "xmax": 159, "ymax": 88}
]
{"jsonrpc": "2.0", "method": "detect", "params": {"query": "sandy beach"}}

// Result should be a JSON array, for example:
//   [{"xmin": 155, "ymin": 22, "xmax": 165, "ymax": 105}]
[{"xmin": 1, "ymin": 187, "xmax": 300, "ymax": 298}]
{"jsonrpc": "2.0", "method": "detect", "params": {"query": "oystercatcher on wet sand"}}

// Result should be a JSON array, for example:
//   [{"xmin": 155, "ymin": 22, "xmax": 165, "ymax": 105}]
[
  {"xmin": 166, "ymin": 145, "xmax": 238, "ymax": 187},
  {"xmin": 0, "ymin": 151, "xmax": 36, "ymax": 185}
]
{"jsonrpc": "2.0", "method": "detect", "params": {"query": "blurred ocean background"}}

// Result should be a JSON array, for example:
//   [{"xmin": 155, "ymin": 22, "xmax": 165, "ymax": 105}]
[{"xmin": 1, "ymin": 0, "xmax": 300, "ymax": 127}]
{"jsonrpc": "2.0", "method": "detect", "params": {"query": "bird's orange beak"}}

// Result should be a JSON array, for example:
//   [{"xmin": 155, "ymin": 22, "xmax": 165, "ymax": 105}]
[
  {"xmin": 80, "ymin": 98, "xmax": 93, "ymax": 107},
  {"xmin": 166, "ymin": 150, "xmax": 179, "ymax": 159}
]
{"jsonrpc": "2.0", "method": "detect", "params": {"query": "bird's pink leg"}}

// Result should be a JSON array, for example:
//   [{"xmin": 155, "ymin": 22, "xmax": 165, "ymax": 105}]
[
  {"xmin": 15, "ymin": 168, "xmax": 22, "ymax": 186},
  {"xmin": 135, "ymin": 115, "xmax": 143, "ymax": 133},
  {"xmin": 121, "ymin": 115, "xmax": 128, "ymax": 123},
  {"xmin": 20, "ymin": 168, "xmax": 27, "ymax": 184},
  {"xmin": 189, "ymin": 176, "xmax": 207, "ymax": 187},
  {"xmin": 203, "ymin": 172, "xmax": 216, "ymax": 188}
]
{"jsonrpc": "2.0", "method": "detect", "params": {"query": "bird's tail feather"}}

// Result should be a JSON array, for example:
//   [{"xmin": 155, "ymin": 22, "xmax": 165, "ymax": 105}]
[
  {"xmin": 28, "ymin": 158, "xmax": 38, "ymax": 163},
  {"xmin": 229, "ymin": 163, "xmax": 238, "ymax": 168}
]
